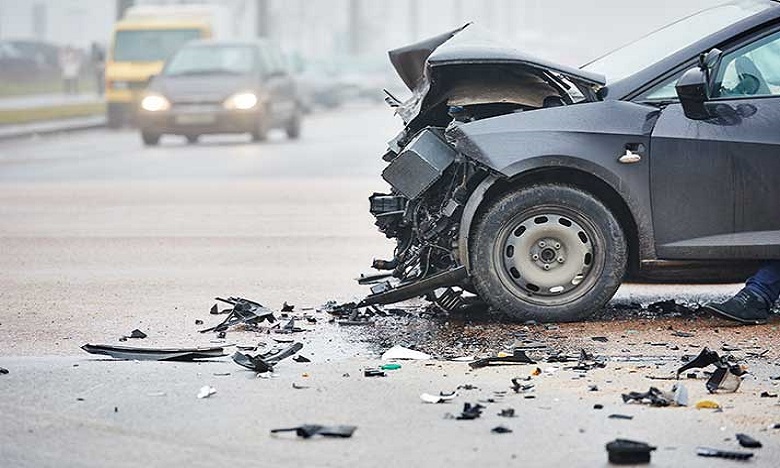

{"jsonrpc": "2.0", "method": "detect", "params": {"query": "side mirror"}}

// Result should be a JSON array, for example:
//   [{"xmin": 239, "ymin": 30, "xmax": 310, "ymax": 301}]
[{"xmin": 676, "ymin": 67, "xmax": 710, "ymax": 120}]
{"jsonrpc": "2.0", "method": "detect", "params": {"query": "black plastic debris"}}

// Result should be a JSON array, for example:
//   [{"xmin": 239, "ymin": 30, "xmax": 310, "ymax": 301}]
[
  {"xmin": 128, "ymin": 329, "xmax": 147, "ymax": 339},
  {"xmin": 232, "ymin": 342, "xmax": 303, "ymax": 373},
  {"xmin": 81, "ymin": 344, "xmax": 225, "ymax": 361},
  {"xmin": 271, "ymin": 425, "xmax": 357, "ymax": 439},
  {"xmin": 292, "ymin": 383, "xmax": 310, "ymax": 390},
  {"xmin": 591, "ymin": 336, "xmax": 609, "ymax": 343},
  {"xmin": 293, "ymin": 355, "xmax": 311, "ymax": 363},
  {"xmin": 194, "ymin": 319, "xmax": 203, "ymax": 325},
  {"xmin": 608, "ymin": 414, "xmax": 634, "ymax": 420},
  {"xmin": 510, "ymin": 378, "xmax": 534, "ymax": 394},
  {"xmin": 469, "ymin": 349, "xmax": 535, "ymax": 369},
  {"xmin": 567, "ymin": 349, "xmax": 607, "ymax": 372},
  {"xmin": 217, "ymin": 331, "xmax": 226, "ymax": 339},
  {"xmin": 200, "ymin": 297, "xmax": 276, "ymax": 333},
  {"xmin": 491, "ymin": 426, "xmax": 512, "ymax": 434},
  {"xmin": 648, "ymin": 299, "xmax": 694, "ymax": 316},
  {"xmin": 278, "ymin": 318, "xmax": 303, "ymax": 333},
  {"xmin": 677, "ymin": 347, "xmax": 745, "ymax": 393},
  {"xmin": 736, "ymin": 433, "xmax": 762, "ymax": 449},
  {"xmin": 281, "ymin": 302, "xmax": 295, "ymax": 312},
  {"xmin": 696, "ymin": 447, "xmax": 753, "ymax": 460},
  {"xmin": 594, "ymin": 404, "xmax": 604, "ymax": 410},
  {"xmin": 671, "ymin": 330, "xmax": 695, "ymax": 338},
  {"xmin": 455, "ymin": 403, "xmax": 484, "ymax": 420},
  {"xmin": 760, "ymin": 391, "xmax": 777, "ymax": 398},
  {"xmin": 606, "ymin": 439, "xmax": 656, "ymax": 465},
  {"xmin": 0, "ymin": 367, "xmax": 8, "ymax": 375},
  {"xmin": 497, "ymin": 408, "xmax": 516, "ymax": 418},
  {"xmin": 364, "ymin": 368, "xmax": 386, "ymax": 377},
  {"xmin": 677, "ymin": 347, "xmax": 721, "ymax": 377},
  {"xmin": 621, "ymin": 387, "xmax": 670, "ymax": 407}
]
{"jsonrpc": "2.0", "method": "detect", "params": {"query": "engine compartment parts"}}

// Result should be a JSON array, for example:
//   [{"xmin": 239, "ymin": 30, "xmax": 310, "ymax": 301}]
[
  {"xmin": 381, "ymin": 130, "xmax": 457, "ymax": 200},
  {"xmin": 271, "ymin": 425, "xmax": 357, "ymax": 439},
  {"xmin": 605, "ymin": 439, "xmax": 656, "ymax": 465},
  {"xmin": 81, "ymin": 344, "xmax": 226, "ymax": 361}
]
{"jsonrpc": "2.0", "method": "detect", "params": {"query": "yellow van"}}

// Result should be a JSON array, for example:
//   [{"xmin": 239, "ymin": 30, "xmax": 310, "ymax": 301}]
[{"xmin": 105, "ymin": 5, "xmax": 230, "ymax": 127}]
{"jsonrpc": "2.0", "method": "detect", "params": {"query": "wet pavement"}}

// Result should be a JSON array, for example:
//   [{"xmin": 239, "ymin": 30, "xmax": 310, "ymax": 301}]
[{"xmin": 1, "ymin": 103, "xmax": 779, "ymax": 467}]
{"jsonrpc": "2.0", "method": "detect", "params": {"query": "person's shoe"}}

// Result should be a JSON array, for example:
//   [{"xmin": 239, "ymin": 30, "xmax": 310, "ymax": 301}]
[{"xmin": 705, "ymin": 289, "xmax": 769, "ymax": 325}]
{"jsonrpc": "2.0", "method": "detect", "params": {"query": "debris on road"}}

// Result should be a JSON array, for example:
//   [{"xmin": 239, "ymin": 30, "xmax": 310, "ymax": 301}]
[
  {"xmin": 381, "ymin": 363, "xmax": 402, "ymax": 371},
  {"xmin": 232, "ymin": 342, "xmax": 303, "ymax": 373},
  {"xmin": 200, "ymin": 297, "xmax": 276, "ymax": 333},
  {"xmin": 197, "ymin": 386, "xmax": 216, "ymax": 399},
  {"xmin": 0, "ymin": 367, "xmax": 8, "ymax": 375},
  {"xmin": 293, "ymin": 355, "xmax": 311, "ymax": 363},
  {"xmin": 469, "ymin": 349, "xmax": 535, "ymax": 369},
  {"xmin": 120, "ymin": 329, "xmax": 147, "ymax": 340},
  {"xmin": 622, "ymin": 384, "xmax": 688, "ymax": 407},
  {"xmin": 696, "ymin": 447, "xmax": 754, "ymax": 461},
  {"xmin": 271, "ymin": 425, "xmax": 357, "ymax": 439},
  {"xmin": 608, "ymin": 414, "xmax": 634, "ymax": 420},
  {"xmin": 420, "ymin": 392, "xmax": 457, "ymax": 404},
  {"xmin": 381, "ymin": 345, "xmax": 431, "ymax": 361},
  {"xmin": 491, "ymin": 426, "xmax": 512, "ymax": 434},
  {"xmin": 281, "ymin": 302, "xmax": 295, "ymax": 312},
  {"xmin": 760, "ymin": 391, "xmax": 777, "ymax": 398},
  {"xmin": 364, "ymin": 368, "xmax": 386, "ymax": 377},
  {"xmin": 676, "ymin": 347, "xmax": 746, "ymax": 393},
  {"xmin": 81, "ymin": 344, "xmax": 226, "ymax": 361},
  {"xmin": 606, "ymin": 439, "xmax": 656, "ymax": 465},
  {"xmin": 736, "ymin": 433, "xmax": 762, "ymax": 449},
  {"xmin": 695, "ymin": 399, "xmax": 721, "ymax": 409},
  {"xmin": 497, "ymin": 408, "xmax": 516, "ymax": 417},
  {"xmin": 452, "ymin": 403, "xmax": 484, "ymax": 420}
]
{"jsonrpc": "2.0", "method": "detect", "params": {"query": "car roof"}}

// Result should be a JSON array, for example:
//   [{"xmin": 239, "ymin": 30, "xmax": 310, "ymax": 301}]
[{"xmin": 606, "ymin": 0, "xmax": 780, "ymax": 100}]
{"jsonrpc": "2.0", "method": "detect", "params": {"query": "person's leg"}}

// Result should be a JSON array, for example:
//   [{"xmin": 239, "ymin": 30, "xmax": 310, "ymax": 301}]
[{"xmin": 745, "ymin": 261, "xmax": 780, "ymax": 306}]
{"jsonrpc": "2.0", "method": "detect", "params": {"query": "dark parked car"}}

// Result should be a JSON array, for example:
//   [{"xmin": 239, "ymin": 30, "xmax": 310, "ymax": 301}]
[
  {"xmin": 364, "ymin": 0, "xmax": 780, "ymax": 322},
  {"xmin": 138, "ymin": 39, "xmax": 301, "ymax": 145}
]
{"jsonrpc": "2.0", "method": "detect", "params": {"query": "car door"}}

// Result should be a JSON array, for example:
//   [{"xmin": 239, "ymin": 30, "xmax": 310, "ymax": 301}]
[{"xmin": 648, "ymin": 26, "xmax": 780, "ymax": 260}]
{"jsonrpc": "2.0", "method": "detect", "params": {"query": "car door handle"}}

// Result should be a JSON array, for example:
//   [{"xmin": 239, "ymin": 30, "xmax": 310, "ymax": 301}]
[{"xmin": 619, "ymin": 143, "xmax": 645, "ymax": 164}]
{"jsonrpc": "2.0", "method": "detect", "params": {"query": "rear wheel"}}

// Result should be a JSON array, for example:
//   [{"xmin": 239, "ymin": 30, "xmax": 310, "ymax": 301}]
[
  {"xmin": 141, "ymin": 131, "xmax": 160, "ymax": 146},
  {"xmin": 470, "ymin": 184, "xmax": 626, "ymax": 322}
]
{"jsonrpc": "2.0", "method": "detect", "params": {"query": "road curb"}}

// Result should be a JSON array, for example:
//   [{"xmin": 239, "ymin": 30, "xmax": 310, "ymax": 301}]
[{"xmin": 0, "ymin": 116, "xmax": 106, "ymax": 141}]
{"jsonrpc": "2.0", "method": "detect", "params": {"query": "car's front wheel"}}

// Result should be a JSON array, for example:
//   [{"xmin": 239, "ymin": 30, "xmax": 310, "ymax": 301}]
[
  {"xmin": 141, "ymin": 131, "xmax": 160, "ymax": 146},
  {"xmin": 470, "ymin": 184, "xmax": 626, "ymax": 322}
]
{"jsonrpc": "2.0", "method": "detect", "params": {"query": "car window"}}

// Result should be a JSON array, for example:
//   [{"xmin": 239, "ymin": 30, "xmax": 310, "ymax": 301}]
[
  {"xmin": 640, "ymin": 71, "xmax": 685, "ymax": 101},
  {"xmin": 713, "ymin": 29, "xmax": 780, "ymax": 98},
  {"xmin": 164, "ymin": 45, "xmax": 256, "ymax": 76}
]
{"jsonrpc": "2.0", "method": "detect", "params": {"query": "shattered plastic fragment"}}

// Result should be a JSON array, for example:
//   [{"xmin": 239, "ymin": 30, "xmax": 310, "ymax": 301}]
[
  {"xmin": 706, "ymin": 366, "xmax": 743, "ymax": 393},
  {"xmin": 381, "ymin": 363, "xmax": 402, "ymax": 370},
  {"xmin": 676, "ymin": 347, "xmax": 721, "ymax": 377},
  {"xmin": 81, "ymin": 344, "xmax": 225, "ymax": 361},
  {"xmin": 197, "ymin": 386, "xmax": 216, "ymax": 399},
  {"xmin": 735, "ymin": 433, "xmax": 762, "ymax": 448},
  {"xmin": 281, "ymin": 302, "xmax": 295, "ymax": 312},
  {"xmin": 420, "ymin": 392, "xmax": 457, "ymax": 404},
  {"xmin": 497, "ymin": 408, "xmax": 516, "ymax": 417},
  {"xmin": 271, "ymin": 425, "xmax": 357, "ymax": 439},
  {"xmin": 608, "ymin": 414, "xmax": 633, "ymax": 420},
  {"xmin": 695, "ymin": 399, "xmax": 720, "ymax": 409},
  {"xmin": 696, "ymin": 447, "xmax": 753, "ymax": 460},
  {"xmin": 455, "ymin": 403, "xmax": 484, "ymax": 420},
  {"xmin": 381, "ymin": 345, "xmax": 431, "ymax": 361},
  {"xmin": 760, "ymin": 391, "xmax": 777, "ymax": 398},
  {"xmin": 621, "ymin": 387, "xmax": 670, "ymax": 407},
  {"xmin": 606, "ymin": 439, "xmax": 656, "ymax": 465},
  {"xmin": 591, "ymin": 336, "xmax": 608, "ymax": 343},
  {"xmin": 0, "ymin": 367, "xmax": 8, "ymax": 375},
  {"xmin": 469, "ymin": 349, "xmax": 535, "ymax": 369},
  {"xmin": 232, "ymin": 342, "xmax": 303, "ymax": 373},
  {"xmin": 293, "ymin": 355, "xmax": 311, "ymax": 363},
  {"xmin": 125, "ymin": 329, "xmax": 146, "ymax": 339},
  {"xmin": 491, "ymin": 426, "xmax": 512, "ymax": 434},
  {"xmin": 364, "ymin": 368, "xmax": 386, "ymax": 377},
  {"xmin": 673, "ymin": 383, "xmax": 689, "ymax": 406}
]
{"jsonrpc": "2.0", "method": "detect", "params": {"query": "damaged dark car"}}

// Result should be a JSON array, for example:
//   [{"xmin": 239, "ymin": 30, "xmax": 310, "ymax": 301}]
[{"xmin": 366, "ymin": 0, "xmax": 780, "ymax": 322}]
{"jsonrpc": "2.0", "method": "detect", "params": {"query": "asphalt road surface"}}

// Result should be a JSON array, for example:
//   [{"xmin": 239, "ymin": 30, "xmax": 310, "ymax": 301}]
[{"xmin": 1, "ymin": 104, "xmax": 778, "ymax": 467}]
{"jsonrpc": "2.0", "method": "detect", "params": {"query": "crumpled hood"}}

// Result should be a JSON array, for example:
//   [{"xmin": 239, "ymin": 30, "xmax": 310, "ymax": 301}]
[{"xmin": 389, "ymin": 24, "xmax": 605, "ymax": 93}]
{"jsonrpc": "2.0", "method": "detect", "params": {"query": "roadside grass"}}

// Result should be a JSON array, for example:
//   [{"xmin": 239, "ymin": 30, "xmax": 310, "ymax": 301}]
[{"xmin": 0, "ymin": 102, "xmax": 105, "ymax": 125}]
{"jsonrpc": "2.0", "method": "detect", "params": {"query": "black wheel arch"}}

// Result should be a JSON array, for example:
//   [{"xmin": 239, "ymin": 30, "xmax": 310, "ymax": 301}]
[{"xmin": 459, "ymin": 159, "xmax": 651, "ymax": 279}]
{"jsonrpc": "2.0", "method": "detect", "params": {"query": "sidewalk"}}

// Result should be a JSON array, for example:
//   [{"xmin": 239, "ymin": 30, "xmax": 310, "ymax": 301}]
[
  {"xmin": 0, "ymin": 92, "xmax": 103, "ymax": 111},
  {"xmin": 0, "ymin": 92, "xmax": 106, "ymax": 140}
]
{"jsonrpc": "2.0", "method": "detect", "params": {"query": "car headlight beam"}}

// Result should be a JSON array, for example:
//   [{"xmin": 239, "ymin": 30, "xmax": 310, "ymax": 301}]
[
  {"xmin": 141, "ymin": 94, "xmax": 171, "ymax": 112},
  {"xmin": 224, "ymin": 92, "xmax": 258, "ymax": 110}
]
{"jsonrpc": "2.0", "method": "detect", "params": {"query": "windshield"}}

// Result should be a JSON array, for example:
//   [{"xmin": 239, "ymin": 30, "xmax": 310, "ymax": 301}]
[
  {"xmin": 113, "ymin": 29, "xmax": 200, "ymax": 62},
  {"xmin": 164, "ymin": 45, "xmax": 256, "ymax": 76},
  {"xmin": 583, "ymin": 2, "xmax": 770, "ymax": 83}
]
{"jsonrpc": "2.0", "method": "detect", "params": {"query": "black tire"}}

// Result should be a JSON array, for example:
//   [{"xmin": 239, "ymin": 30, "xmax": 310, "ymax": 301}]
[
  {"xmin": 251, "ymin": 107, "xmax": 269, "ymax": 142},
  {"xmin": 285, "ymin": 108, "xmax": 302, "ymax": 139},
  {"xmin": 470, "ymin": 184, "xmax": 626, "ymax": 322},
  {"xmin": 185, "ymin": 134, "xmax": 199, "ymax": 144},
  {"xmin": 141, "ymin": 131, "xmax": 160, "ymax": 146}
]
